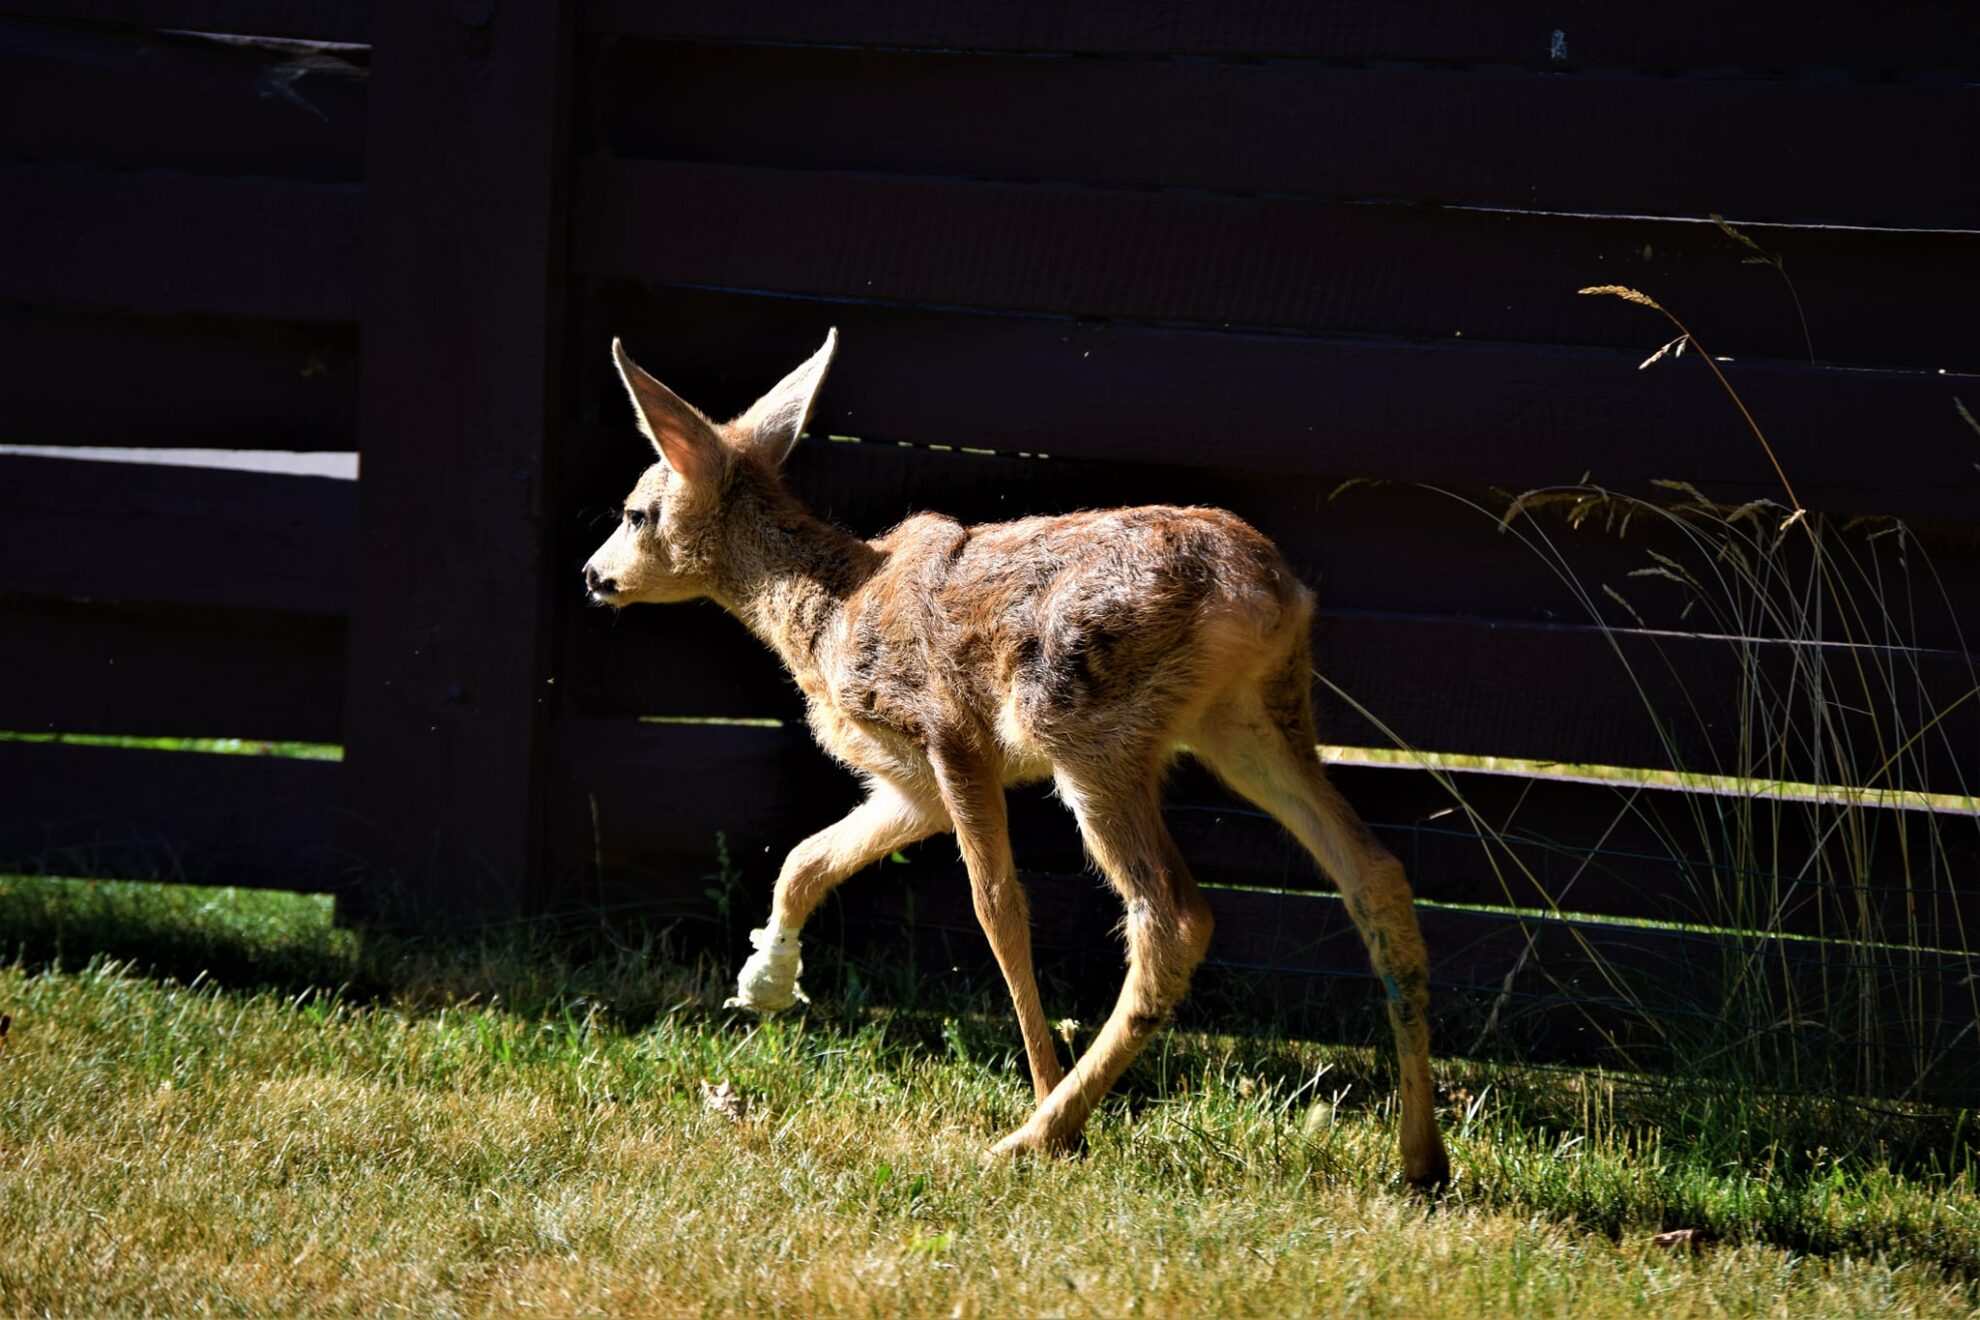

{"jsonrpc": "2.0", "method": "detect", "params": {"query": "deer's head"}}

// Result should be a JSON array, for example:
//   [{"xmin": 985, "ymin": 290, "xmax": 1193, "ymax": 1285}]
[{"xmin": 583, "ymin": 330, "xmax": 837, "ymax": 607}]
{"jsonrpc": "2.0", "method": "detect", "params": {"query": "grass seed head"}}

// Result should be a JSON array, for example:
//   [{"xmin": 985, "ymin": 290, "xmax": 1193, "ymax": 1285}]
[{"xmin": 1579, "ymin": 284, "xmax": 1666, "ymax": 311}]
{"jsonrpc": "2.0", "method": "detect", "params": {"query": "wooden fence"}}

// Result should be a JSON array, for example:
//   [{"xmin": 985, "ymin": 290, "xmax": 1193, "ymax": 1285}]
[{"xmin": 2, "ymin": 2, "xmax": 1976, "ymax": 1098}]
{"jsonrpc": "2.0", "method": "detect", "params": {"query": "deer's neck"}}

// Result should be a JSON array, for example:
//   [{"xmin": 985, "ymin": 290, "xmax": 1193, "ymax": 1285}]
[{"xmin": 713, "ymin": 487, "xmax": 879, "ymax": 684}]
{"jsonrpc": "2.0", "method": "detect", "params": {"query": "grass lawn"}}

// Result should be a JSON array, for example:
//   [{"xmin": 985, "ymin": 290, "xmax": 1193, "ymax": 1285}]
[{"xmin": 0, "ymin": 875, "xmax": 1974, "ymax": 1317}]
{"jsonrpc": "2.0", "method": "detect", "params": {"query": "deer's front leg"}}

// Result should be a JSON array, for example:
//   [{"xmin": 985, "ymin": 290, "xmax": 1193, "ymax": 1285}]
[
  {"xmin": 729, "ymin": 782, "xmax": 944, "ymax": 1013},
  {"xmin": 987, "ymin": 770, "xmax": 1213, "ymax": 1159}
]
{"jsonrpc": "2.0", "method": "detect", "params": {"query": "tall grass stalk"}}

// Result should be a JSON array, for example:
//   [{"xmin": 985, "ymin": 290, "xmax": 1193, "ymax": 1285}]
[{"xmin": 1367, "ymin": 286, "xmax": 1980, "ymax": 1105}]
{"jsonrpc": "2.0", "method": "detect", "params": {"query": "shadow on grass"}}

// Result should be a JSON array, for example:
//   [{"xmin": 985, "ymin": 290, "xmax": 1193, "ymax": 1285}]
[
  {"xmin": 0, "ymin": 873, "xmax": 726, "ymax": 1027},
  {"xmin": 0, "ymin": 873, "xmax": 359, "ymax": 992}
]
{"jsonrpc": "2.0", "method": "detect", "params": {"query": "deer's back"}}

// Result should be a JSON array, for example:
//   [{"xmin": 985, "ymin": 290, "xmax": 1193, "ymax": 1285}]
[{"xmin": 825, "ymin": 505, "xmax": 1311, "ymax": 775}]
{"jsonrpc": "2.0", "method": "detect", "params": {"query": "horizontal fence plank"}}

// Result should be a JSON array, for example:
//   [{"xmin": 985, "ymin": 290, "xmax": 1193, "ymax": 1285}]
[
  {"xmin": 1178, "ymin": 765, "xmax": 1980, "ymax": 949},
  {"xmin": 0, "ymin": 739, "xmax": 342, "ymax": 891},
  {"xmin": 547, "ymin": 718, "xmax": 860, "ymax": 887},
  {"xmin": 550, "ymin": 719, "xmax": 1980, "ymax": 954},
  {"xmin": 977, "ymin": 761, "xmax": 1980, "ymax": 952},
  {"xmin": 1317, "ymin": 611, "xmax": 1979, "ymax": 799},
  {"xmin": 559, "ymin": 428, "xmax": 1980, "ymax": 655},
  {"xmin": 0, "ymin": 307, "xmax": 359, "ymax": 450},
  {"xmin": 560, "ymin": 597, "xmax": 790, "ymax": 724},
  {"xmin": 579, "ymin": 2, "xmax": 1980, "ymax": 69},
  {"xmin": 561, "ymin": 580, "xmax": 1980, "ymax": 795},
  {"xmin": 0, "ymin": 16, "xmax": 365, "ymax": 181},
  {"xmin": 0, "ymin": 455, "xmax": 354, "ymax": 614},
  {"xmin": 582, "ymin": 285, "xmax": 1980, "ymax": 520},
  {"xmin": 578, "ymin": 160, "xmax": 1979, "ymax": 373},
  {"xmin": 0, "ymin": 598, "xmax": 345, "ymax": 741},
  {"xmin": 834, "ymin": 870, "xmax": 1980, "ymax": 1102},
  {"xmin": 0, "ymin": 162, "xmax": 359, "ymax": 321},
  {"xmin": 549, "ymin": 719, "xmax": 1978, "ymax": 1099},
  {"xmin": 588, "ymin": 40, "xmax": 1979, "ymax": 227},
  {"xmin": 0, "ymin": 1, "xmax": 369, "ymax": 43},
  {"xmin": 561, "ymin": 425, "xmax": 1980, "ymax": 795}
]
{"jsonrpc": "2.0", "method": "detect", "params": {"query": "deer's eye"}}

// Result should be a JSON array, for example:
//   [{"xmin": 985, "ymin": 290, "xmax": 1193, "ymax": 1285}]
[{"xmin": 625, "ymin": 508, "xmax": 646, "ymax": 531}]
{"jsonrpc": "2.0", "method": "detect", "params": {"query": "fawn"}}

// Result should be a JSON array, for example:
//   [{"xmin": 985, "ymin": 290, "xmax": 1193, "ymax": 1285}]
[{"xmin": 583, "ymin": 332, "xmax": 1451, "ymax": 1187}]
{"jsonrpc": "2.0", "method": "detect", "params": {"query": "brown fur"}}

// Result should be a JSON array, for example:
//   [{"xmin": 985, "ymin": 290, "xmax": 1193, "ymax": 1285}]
[{"xmin": 584, "ymin": 333, "xmax": 1450, "ymax": 1187}]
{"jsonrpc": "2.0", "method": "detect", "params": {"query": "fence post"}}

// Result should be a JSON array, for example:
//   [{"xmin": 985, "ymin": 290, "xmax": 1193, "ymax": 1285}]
[{"xmin": 339, "ymin": 1, "xmax": 572, "ymax": 927}]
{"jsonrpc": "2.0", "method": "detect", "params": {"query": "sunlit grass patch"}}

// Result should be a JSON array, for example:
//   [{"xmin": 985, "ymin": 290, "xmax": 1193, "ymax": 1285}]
[
  {"xmin": 0, "ymin": 875, "xmax": 1973, "ymax": 1315},
  {"xmin": 0, "ymin": 730, "xmax": 342, "ymax": 760}
]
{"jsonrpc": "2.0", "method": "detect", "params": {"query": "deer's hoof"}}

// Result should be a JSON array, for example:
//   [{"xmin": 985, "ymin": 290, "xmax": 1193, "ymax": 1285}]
[
  {"xmin": 1403, "ymin": 1142, "xmax": 1453, "ymax": 1193},
  {"xmin": 985, "ymin": 1120, "xmax": 1083, "ymax": 1164}
]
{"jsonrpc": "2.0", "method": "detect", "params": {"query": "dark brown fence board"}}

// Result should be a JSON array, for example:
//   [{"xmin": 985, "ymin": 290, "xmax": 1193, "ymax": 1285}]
[
  {"xmin": 0, "ymin": 598, "xmax": 344, "ymax": 741},
  {"xmin": 0, "ymin": 456, "xmax": 353, "ymax": 615},
  {"xmin": 0, "ymin": 1, "xmax": 369, "ymax": 43},
  {"xmin": 579, "ymin": 2, "xmax": 1980, "ymax": 69},
  {"xmin": 547, "ymin": 716, "xmax": 859, "ymax": 884},
  {"xmin": 561, "ymin": 600, "xmax": 1980, "ymax": 804},
  {"xmin": 0, "ymin": 163, "xmax": 359, "ymax": 321},
  {"xmin": 339, "ymin": 0, "xmax": 572, "ymax": 927},
  {"xmin": 563, "ymin": 572, "xmax": 1979, "ymax": 795},
  {"xmin": 1316, "ymin": 611, "xmax": 1979, "ymax": 798},
  {"xmin": 0, "ymin": 739, "xmax": 342, "ymax": 891},
  {"xmin": 590, "ymin": 41, "xmax": 1979, "ymax": 227},
  {"xmin": 0, "ymin": 16, "xmax": 365, "ymax": 181},
  {"xmin": 993, "ymin": 763, "xmax": 1980, "ymax": 950},
  {"xmin": 578, "ymin": 160, "xmax": 1980, "ymax": 373},
  {"xmin": 561, "ymin": 595, "xmax": 795, "ymax": 722},
  {"xmin": 586, "ymin": 286, "xmax": 1980, "ymax": 521},
  {"xmin": 551, "ymin": 719, "xmax": 1980, "ymax": 948},
  {"xmin": 561, "ymin": 427, "xmax": 1980, "ymax": 654},
  {"xmin": 1387, "ymin": 775, "xmax": 1980, "ymax": 947},
  {"xmin": 0, "ymin": 308, "xmax": 359, "ymax": 451}
]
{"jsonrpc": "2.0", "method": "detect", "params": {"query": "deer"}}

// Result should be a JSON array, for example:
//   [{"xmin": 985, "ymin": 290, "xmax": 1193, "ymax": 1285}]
[{"xmin": 582, "ymin": 331, "xmax": 1452, "ymax": 1188}]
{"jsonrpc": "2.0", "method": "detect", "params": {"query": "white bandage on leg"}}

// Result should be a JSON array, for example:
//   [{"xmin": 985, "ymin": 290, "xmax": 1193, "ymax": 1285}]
[{"xmin": 724, "ymin": 920, "xmax": 807, "ymax": 1013}]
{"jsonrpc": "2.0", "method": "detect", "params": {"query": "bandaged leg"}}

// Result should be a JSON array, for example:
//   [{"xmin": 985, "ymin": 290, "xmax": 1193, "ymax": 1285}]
[
  {"xmin": 726, "ymin": 919, "xmax": 806, "ymax": 1012},
  {"xmin": 725, "ymin": 782, "xmax": 948, "ymax": 1015}
]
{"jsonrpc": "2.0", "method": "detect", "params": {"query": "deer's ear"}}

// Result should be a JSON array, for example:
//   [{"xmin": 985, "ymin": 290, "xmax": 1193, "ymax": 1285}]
[
  {"xmin": 729, "ymin": 328, "xmax": 837, "ymax": 468},
  {"xmin": 612, "ymin": 339, "xmax": 724, "ymax": 486}
]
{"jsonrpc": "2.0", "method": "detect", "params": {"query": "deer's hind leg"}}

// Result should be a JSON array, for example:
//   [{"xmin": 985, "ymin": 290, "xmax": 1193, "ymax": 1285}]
[
  {"xmin": 1189, "ymin": 675, "xmax": 1450, "ymax": 1188},
  {"xmin": 990, "ymin": 757, "xmax": 1214, "ymax": 1157}
]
